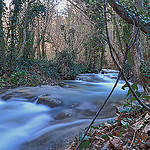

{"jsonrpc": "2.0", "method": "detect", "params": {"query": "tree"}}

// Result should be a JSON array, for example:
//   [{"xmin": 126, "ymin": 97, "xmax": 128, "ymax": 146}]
[
  {"xmin": 0, "ymin": 0, "xmax": 6, "ymax": 72},
  {"xmin": 72, "ymin": 0, "xmax": 106, "ymax": 71},
  {"xmin": 9, "ymin": 0, "xmax": 23, "ymax": 65},
  {"xmin": 108, "ymin": 0, "xmax": 149, "ymax": 92},
  {"xmin": 108, "ymin": 0, "xmax": 150, "ymax": 36}
]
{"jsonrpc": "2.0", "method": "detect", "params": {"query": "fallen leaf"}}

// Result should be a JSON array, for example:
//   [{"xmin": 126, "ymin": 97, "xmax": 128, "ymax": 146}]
[
  {"xmin": 109, "ymin": 140, "xmax": 115, "ymax": 149},
  {"xmin": 144, "ymin": 124, "xmax": 150, "ymax": 134},
  {"xmin": 116, "ymin": 130, "xmax": 120, "ymax": 137},
  {"xmin": 140, "ymin": 132, "xmax": 148, "ymax": 141},
  {"xmin": 110, "ymin": 137, "xmax": 121, "ymax": 148}
]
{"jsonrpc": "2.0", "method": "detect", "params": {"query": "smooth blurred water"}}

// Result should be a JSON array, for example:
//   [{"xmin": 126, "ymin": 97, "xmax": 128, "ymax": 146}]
[
  {"xmin": 0, "ymin": 70, "xmax": 136, "ymax": 150},
  {"xmin": 0, "ymin": 100, "xmax": 52, "ymax": 150}
]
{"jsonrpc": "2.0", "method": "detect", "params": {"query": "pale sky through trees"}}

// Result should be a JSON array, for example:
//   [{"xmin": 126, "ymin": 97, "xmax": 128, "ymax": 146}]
[
  {"xmin": 4, "ymin": 0, "xmax": 67, "ymax": 12},
  {"xmin": 4, "ymin": 0, "xmax": 11, "ymax": 6}
]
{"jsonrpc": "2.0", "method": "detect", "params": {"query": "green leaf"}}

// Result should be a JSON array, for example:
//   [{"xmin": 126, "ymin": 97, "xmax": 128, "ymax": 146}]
[
  {"xmin": 131, "ymin": 83, "xmax": 138, "ymax": 90},
  {"xmin": 119, "ymin": 131, "xmax": 124, "ymax": 137},
  {"xmin": 142, "ymin": 95, "xmax": 150, "ymax": 101},
  {"xmin": 79, "ymin": 140, "xmax": 90, "ymax": 149},
  {"xmin": 131, "ymin": 97, "xmax": 136, "ymax": 102},
  {"xmin": 141, "ymin": 124, "xmax": 146, "ymax": 129},
  {"xmin": 135, "ymin": 90, "xmax": 141, "ymax": 97},
  {"xmin": 121, "ymin": 83, "xmax": 128, "ymax": 90},
  {"xmin": 101, "ymin": 134, "xmax": 110, "ymax": 140},
  {"xmin": 123, "ymin": 103, "xmax": 131, "ymax": 107},
  {"xmin": 91, "ymin": 126, "xmax": 99, "ymax": 129},
  {"xmin": 139, "ymin": 10, "xmax": 142, "ymax": 15},
  {"xmin": 121, "ymin": 120, "xmax": 128, "ymax": 128},
  {"xmin": 89, "ymin": 0, "xmax": 92, "ymax": 4},
  {"xmin": 127, "ymin": 89, "xmax": 131, "ymax": 96}
]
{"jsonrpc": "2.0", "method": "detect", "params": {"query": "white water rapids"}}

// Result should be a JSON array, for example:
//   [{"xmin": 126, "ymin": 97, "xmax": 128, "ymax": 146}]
[
  {"xmin": 0, "ymin": 100, "xmax": 52, "ymax": 150},
  {"xmin": 0, "ymin": 70, "xmax": 142, "ymax": 150}
]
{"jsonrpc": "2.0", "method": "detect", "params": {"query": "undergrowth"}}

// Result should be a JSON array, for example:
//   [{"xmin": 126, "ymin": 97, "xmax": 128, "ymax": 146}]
[{"xmin": 0, "ymin": 51, "xmax": 88, "ymax": 88}]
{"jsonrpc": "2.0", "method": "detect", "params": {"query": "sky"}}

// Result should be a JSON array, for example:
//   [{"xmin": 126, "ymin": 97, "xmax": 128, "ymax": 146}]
[
  {"xmin": 57, "ymin": 0, "xmax": 67, "ymax": 12},
  {"xmin": 4, "ymin": 0, "xmax": 67, "ymax": 12},
  {"xmin": 4, "ymin": 0, "xmax": 11, "ymax": 6}
]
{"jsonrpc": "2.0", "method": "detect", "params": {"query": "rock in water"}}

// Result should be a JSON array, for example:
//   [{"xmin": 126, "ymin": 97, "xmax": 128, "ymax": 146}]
[
  {"xmin": 54, "ymin": 110, "xmax": 72, "ymax": 120},
  {"xmin": 1, "ymin": 89, "xmax": 36, "ymax": 101},
  {"xmin": 37, "ymin": 96, "xmax": 63, "ymax": 108}
]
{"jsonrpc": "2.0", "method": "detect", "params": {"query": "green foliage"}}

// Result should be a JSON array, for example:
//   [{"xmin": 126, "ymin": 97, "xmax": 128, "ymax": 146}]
[
  {"xmin": 79, "ymin": 140, "xmax": 90, "ymax": 149},
  {"xmin": 54, "ymin": 50, "xmax": 87, "ymax": 80},
  {"xmin": 101, "ymin": 134, "xmax": 110, "ymax": 140},
  {"xmin": 0, "ymin": 52, "xmax": 88, "ymax": 88},
  {"xmin": 121, "ymin": 82, "xmax": 149, "ymax": 109},
  {"xmin": 121, "ymin": 120, "xmax": 128, "ymax": 128},
  {"xmin": 122, "ymin": 83, "xmax": 139, "ymax": 96},
  {"xmin": 78, "ymin": 133, "xmax": 91, "ymax": 149},
  {"xmin": 82, "ymin": 0, "xmax": 106, "ymax": 71}
]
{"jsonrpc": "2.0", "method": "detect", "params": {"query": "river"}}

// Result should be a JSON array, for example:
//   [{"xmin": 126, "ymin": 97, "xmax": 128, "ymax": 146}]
[{"xmin": 0, "ymin": 69, "xmax": 131, "ymax": 150}]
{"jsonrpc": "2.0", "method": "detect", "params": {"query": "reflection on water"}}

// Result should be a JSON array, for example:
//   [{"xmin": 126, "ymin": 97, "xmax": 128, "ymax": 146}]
[{"xmin": 0, "ymin": 70, "xmax": 131, "ymax": 150}]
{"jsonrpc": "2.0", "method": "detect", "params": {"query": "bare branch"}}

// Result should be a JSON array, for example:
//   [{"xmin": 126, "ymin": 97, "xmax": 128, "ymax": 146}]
[
  {"xmin": 67, "ymin": 0, "xmax": 95, "ymax": 25},
  {"xmin": 104, "ymin": 0, "xmax": 150, "ymax": 112}
]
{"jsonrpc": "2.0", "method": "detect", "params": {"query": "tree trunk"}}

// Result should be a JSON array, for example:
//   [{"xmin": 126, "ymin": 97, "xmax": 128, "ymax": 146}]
[
  {"xmin": 41, "ymin": 36, "xmax": 46, "ymax": 59},
  {"xmin": 0, "ymin": 0, "xmax": 6, "ymax": 71},
  {"xmin": 16, "ymin": 1, "xmax": 29, "ymax": 60},
  {"xmin": 109, "ymin": 0, "xmax": 150, "ymax": 34},
  {"xmin": 132, "ymin": 0, "xmax": 144, "ymax": 83},
  {"xmin": 37, "ymin": 16, "xmax": 41, "ymax": 59}
]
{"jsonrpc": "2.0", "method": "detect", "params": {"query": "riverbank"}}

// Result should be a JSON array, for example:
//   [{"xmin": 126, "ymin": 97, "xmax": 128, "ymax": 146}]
[{"xmin": 69, "ymin": 102, "xmax": 150, "ymax": 150}]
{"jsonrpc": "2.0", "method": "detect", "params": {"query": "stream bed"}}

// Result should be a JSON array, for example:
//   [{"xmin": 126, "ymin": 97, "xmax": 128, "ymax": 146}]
[{"xmin": 0, "ymin": 70, "xmax": 132, "ymax": 150}]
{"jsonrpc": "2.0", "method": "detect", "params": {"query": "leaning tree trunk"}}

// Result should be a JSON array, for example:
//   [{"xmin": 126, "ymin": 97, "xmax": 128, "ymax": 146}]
[{"xmin": 132, "ymin": 0, "xmax": 144, "ymax": 83}]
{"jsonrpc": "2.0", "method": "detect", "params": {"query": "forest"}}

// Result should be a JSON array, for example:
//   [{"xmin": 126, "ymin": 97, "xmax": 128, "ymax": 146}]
[
  {"xmin": 0, "ymin": 0, "xmax": 150, "ymax": 149},
  {"xmin": 0, "ymin": 0, "xmax": 149, "ymax": 88}
]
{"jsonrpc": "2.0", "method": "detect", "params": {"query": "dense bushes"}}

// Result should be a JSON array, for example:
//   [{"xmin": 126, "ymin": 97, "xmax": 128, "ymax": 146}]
[
  {"xmin": 0, "ymin": 51, "xmax": 87, "ymax": 88},
  {"xmin": 54, "ymin": 50, "xmax": 87, "ymax": 79}
]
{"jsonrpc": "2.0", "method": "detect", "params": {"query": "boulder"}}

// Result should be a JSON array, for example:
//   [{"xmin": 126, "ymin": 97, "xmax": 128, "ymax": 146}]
[
  {"xmin": 1, "ymin": 93, "xmax": 14, "ymax": 100},
  {"xmin": 57, "ymin": 82, "xmax": 67, "ymax": 87},
  {"xmin": 1, "ymin": 89, "xmax": 36, "ymax": 101},
  {"xmin": 54, "ymin": 110, "xmax": 72, "ymax": 120},
  {"xmin": 15, "ymin": 89, "xmax": 36, "ymax": 99},
  {"xmin": 37, "ymin": 96, "xmax": 63, "ymax": 108}
]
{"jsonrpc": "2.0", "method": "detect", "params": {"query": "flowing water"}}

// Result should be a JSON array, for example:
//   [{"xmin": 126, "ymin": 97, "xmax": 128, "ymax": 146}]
[{"xmin": 0, "ymin": 70, "xmax": 138, "ymax": 150}]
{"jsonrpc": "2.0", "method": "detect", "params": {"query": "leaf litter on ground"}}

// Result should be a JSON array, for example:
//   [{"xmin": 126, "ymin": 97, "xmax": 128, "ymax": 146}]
[{"xmin": 67, "ymin": 104, "xmax": 150, "ymax": 150}]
